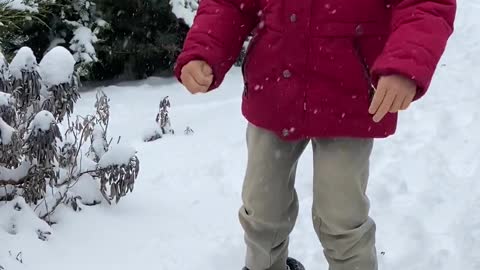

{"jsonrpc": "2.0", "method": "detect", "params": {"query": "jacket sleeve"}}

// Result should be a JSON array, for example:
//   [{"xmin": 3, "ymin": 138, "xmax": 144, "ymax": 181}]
[
  {"xmin": 174, "ymin": 0, "xmax": 258, "ymax": 91},
  {"xmin": 371, "ymin": 0, "xmax": 456, "ymax": 100}
]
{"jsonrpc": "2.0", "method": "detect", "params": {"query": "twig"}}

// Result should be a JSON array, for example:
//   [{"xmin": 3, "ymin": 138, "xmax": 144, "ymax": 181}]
[
  {"xmin": 42, "ymin": 196, "xmax": 50, "ymax": 223},
  {"xmin": 77, "ymin": 168, "xmax": 99, "ymax": 177},
  {"xmin": 70, "ymin": 116, "xmax": 96, "ymax": 174}
]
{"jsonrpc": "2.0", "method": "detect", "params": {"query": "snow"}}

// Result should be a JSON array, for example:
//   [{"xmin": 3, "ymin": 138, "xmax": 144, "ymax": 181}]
[
  {"xmin": 97, "ymin": 143, "xmax": 136, "ymax": 168},
  {"xmin": 39, "ymin": 46, "xmax": 75, "ymax": 87},
  {"xmin": 0, "ymin": 162, "xmax": 29, "ymax": 182},
  {"xmin": 90, "ymin": 125, "xmax": 107, "ymax": 160},
  {"xmin": 68, "ymin": 174, "xmax": 103, "ymax": 205},
  {"xmin": 1, "ymin": 1, "xmax": 480, "ymax": 270},
  {"xmin": 95, "ymin": 19, "xmax": 108, "ymax": 28},
  {"xmin": 142, "ymin": 122, "xmax": 162, "ymax": 141},
  {"xmin": 0, "ymin": 117, "xmax": 15, "ymax": 145},
  {"xmin": 76, "ymin": 154, "xmax": 98, "ymax": 174},
  {"xmin": 0, "ymin": 0, "xmax": 38, "ymax": 12},
  {"xmin": 0, "ymin": 92, "xmax": 13, "ymax": 107},
  {"xmin": 29, "ymin": 111, "xmax": 55, "ymax": 132},
  {"xmin": 0, "ymin": 197, "xmax": 51, "ymax": 241},
  {"xmin": 170, "ymin": 0, "xmax": 198, "ymax": 26},
  {"xmin": 69, "ymin": 26, "xmax": 98, "ymax": 63},
  {"xmin": 9, "ymin": 47, "xmax": 37, "ymax": 80}
]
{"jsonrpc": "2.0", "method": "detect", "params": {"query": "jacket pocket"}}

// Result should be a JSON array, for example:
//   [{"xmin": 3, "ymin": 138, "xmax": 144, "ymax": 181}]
[
  {"xmin": 352, "ymin": 37, "xmax": 376, "ymax": 102},
  {"xmin": 241, "ymin": 34, "xmax": 260, "ymax": 99}
]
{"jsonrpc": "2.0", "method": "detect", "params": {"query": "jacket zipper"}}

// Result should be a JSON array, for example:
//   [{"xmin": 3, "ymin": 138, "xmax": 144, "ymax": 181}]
[
  {"xmin": 241, "ymin": 54, "xmax": 248, "ymax": 99},
  {"xmin": 242, "ymin": 22, "xmax": 263, "ymax": 99},
  {"xmin": 302, "ymin": 0, "xmax": 314, "ymax": 136},
  {"xmin": 352, "ymin": 37, "xmax": 376, "ymax": 101},
  {"xmin": 242, "ymin": 36, "xmax": 256, "ymax": 99}
]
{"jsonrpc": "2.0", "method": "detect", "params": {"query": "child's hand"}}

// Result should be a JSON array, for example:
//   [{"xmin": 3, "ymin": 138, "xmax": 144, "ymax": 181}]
[
  {"xmin": 368, "ymin": 74, "xmax": 417, "ymax": 122},
  {"xmin": 180, "ymin": 60, "xmax": 213, "ymax": 94}
]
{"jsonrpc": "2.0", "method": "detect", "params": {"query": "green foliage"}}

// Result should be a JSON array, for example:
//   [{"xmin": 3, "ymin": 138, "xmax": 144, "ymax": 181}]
[
  {"xmin": 92, "ymin": 0, "xmax": 189, "ymax": 80},
  {"xmin": 0, "ymin": 2, "xmax": 48, "ymax": 59},
  {"xmin": 0, "ymin": 0, "xmax": 191, "ymax": 81}
]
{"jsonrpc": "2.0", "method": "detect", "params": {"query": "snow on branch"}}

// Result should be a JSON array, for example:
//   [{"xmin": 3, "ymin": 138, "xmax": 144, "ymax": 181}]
[
  {"xmin": 98, "ymin": 144, "xmax": 136, "ymax": 169},
  {"xmin": 70, "ymin": 26, "xmax": 98, "ymax": 65},
  {"xmin": 170, "ymin": 0, "xmax": 199, "ymax": 26},
  {"xmin": 39, "ymin": 47, "xmax": 76, "ymax": 87},
  {"xmin": 0, "ymin": 0, "xmax": 38, "ymax": 12}
]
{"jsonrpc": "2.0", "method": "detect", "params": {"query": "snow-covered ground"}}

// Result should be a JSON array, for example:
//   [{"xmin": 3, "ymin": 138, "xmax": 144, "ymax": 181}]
[{"xmin": 1, "ymin": 0, "xmax": 480, "ymax": 269}]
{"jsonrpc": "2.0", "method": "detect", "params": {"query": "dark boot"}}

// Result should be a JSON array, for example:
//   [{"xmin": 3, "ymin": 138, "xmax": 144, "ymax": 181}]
[
  {"xmin": 286, "ymin": 257, "xmax": 305, "ymax": 270},
  {"xmin": 242, "ymin": 257, "xmax": 305, "ymax": 270}
]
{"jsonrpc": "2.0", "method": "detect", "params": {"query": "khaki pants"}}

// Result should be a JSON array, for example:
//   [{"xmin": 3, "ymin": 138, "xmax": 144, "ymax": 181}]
[{"xmin": 239, "ymin": 124, "xmax": 377, "ymax": 270}]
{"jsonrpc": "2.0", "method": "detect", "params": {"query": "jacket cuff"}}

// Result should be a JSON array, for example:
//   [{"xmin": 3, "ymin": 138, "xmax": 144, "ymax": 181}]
[{"xmin": 174, "ymin": 49, "xmax": 225, "ymax": 92}]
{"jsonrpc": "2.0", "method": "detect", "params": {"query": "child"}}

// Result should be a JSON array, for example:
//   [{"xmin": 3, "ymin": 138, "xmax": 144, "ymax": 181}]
[{"xmin": 175, "ymin": 0, "xmax": 456, "ymax": 269}]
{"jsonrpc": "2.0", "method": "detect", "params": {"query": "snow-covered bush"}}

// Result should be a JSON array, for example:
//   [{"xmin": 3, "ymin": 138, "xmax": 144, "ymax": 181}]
[
  {"xmin": 0, "ymin": 46, "xmax": 140, "ymax": 227},
  {"xmin": 46, "ymin": 0, "xmax": 105, "ymax": 79},
  {"xmin": 0, "ymin": 0, "xmax": 104, "ymax": 80},
  {"xmin": 10, "ymin": 47, "xmax": 42, "ymax": 113},
  {"xmin": 69, "ymin": 26, "xmax": 99, "ymax": 77},
  {"xmin": 0, "ymin": 1, "xmax": 42, "ymax": 50},
  {"xmin": 2, "ymin": 0, "xmax": 218, "ymax": 81},
  {"xmin": 39, "ymin": 46, "xmax": 80, "ymax": 122}
]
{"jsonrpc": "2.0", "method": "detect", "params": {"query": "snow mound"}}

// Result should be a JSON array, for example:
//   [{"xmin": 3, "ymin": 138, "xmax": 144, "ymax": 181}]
[
  {"xmin": 69, "ymin": 174, "xmax": 103, "ymax": 205},
  {"xmin": 39, "ymin": 46, "xmax": 75, "ymax": 87},
  {"xmin": 142, "ymin": 122, "xmax": 162, "ymax": 141},
  {"xmin": 0, "ymin": 197, "xmax": 51, "ymax": 238},
  {"xmin": 98, "ymin": 144, "xmax": 136, "ymax": 168},
  {"xmin": 9, "ymin": 47, "xmax": 38, "ymax": 80},
  {"xmin": 30, "ymin": 110, "xmax": 55, "ymax": 132}
]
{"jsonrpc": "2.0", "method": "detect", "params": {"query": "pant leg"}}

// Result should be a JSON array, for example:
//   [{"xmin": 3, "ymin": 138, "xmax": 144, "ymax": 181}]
[
  {"xmin": 311, "ymin": 138, "xmax": 377, "ymax": 270},
  {"xmin": 239, "ymin": 123, "xmax": 309, "ymax": 270}
]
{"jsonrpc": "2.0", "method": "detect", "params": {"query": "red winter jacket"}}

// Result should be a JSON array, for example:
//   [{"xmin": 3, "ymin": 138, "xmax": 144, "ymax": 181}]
[{"xmin": 175, "ymin": 0, "xmax": 456, "ymax": 140}]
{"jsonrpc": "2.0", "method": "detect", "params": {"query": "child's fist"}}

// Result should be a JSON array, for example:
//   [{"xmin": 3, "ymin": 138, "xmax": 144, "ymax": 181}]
[
  {"xmin": 180, "ymin": 60, "xmax": 213, "ymax": 94},
  {"xmin": 368, "ymin": 74, "xmax": 417, "ymax": 123}
]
